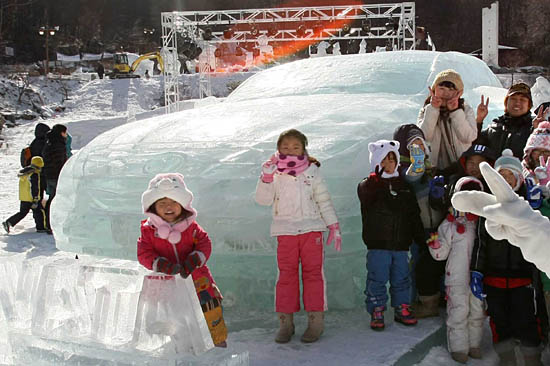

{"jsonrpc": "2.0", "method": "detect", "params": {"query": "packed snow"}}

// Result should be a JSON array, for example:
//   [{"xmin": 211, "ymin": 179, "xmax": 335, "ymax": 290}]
[{"xmin": 1, "ymin": 50, "xmax": 550, "ymax": 365}]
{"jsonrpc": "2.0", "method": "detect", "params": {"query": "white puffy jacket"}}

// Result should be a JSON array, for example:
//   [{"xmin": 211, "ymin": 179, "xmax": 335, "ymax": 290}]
[
  {"xmin": 255, "ymin": 164, "xmax": 338, "ymax": 237},
  {"xmin": 429, "ymin": 216, "xmax": 477, "ymax": 286},
  {"xmin": 418, "ymin": 103, "xmax": 477, "ymax": 170}
]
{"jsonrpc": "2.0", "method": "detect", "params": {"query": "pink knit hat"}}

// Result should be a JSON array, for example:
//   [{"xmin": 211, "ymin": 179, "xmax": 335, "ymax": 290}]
[{"xmin": 523, "ymin": 121, "xmax": 550, "ymax": 164}]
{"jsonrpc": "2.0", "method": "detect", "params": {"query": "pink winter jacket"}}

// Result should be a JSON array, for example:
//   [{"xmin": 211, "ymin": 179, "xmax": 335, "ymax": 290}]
[{"xmin": 137, "ymin": 219, "xmax": 222, "ymax": 301}]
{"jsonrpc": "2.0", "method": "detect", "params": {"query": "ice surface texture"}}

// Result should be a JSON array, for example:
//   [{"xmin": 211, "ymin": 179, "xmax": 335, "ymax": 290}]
[
  {"xmin": 51, "ymin": 51, "xmax": 504, "ymax": 310},
  {"xmin": 0, "ymin": 252, "xmax": 223, "ymax": 363}
]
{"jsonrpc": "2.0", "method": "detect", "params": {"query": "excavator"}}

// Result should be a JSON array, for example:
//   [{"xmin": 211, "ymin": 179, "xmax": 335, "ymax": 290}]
[{"xmin": 109, "ymin": 51, "xmax": 164, "ymax": 79}]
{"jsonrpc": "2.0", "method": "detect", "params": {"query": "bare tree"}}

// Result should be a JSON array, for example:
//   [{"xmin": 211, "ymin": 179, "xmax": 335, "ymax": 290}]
[{"xmin": 0, "ymin": 0, "xmax": 35, "ymax": 42}]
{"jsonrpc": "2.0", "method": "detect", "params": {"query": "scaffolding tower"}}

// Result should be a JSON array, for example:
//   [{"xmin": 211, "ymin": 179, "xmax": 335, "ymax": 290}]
[{"xmin": 161, "ymin": 3, "xmax": 415, "ymax": 112}]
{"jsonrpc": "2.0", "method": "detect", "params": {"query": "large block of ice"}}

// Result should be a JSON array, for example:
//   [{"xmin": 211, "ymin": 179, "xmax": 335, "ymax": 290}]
[
  {"xmin": 1, "ymin": 253, "xmax": 227, "ymax": 364},
  {"xmin": 51, "ymin": 51, "xmax": 505, "ymax": 310}
]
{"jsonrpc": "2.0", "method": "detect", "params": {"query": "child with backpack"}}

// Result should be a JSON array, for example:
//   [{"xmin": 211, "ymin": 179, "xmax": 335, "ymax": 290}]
[
  {"xmin": 137, "ymin": 173, "xmax": 228, "ymax": 347},
  {"xmin": 3, "ymin": 156, "xmax": 48, "ymax": 233}
]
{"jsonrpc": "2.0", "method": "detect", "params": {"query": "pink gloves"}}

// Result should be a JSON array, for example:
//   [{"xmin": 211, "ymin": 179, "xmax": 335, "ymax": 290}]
[
  {"xmin": 535, "ymin": 156, "xmax": 550, "ymax": 185},
  {"xmin": 261, "ymin": 155, "xmax": 278, "ymax": 183},
  {"xmin": 326, "ymin": 223, "xmax": 342, "ymax": 252},
  {"xmin": 426, "ymin": 232, "xmax": 441, "ymax": 249}
]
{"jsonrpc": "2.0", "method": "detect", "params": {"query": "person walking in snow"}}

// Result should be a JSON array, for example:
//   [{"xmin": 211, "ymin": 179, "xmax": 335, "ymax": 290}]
[
  {"xmin": 357, "ymin": 139, "xmax": 425, "ymax": 330},
  {"xmin": 418, "ymin": 69, "xmax": 478, "ymax": 171},
  {"xmin": 42, "ymin": 124, "xmax": 68, "ymax": 234},
  {"xmin": 427, "ymin": 176, "xmax": 486, "ymax": 364},
  {"xmin": 29, "ymin": 122, "xmax": 50, "ymax": 199},
  {"xmin": 137, "ymin": 173, "xmax": 228, "ymax": 347},
  {"xmin": 3, "ymin": 156, "xmax": 48, "ymax": 233},
  {"xmin": 470, "ymin": 150, "xmax": 544, "ymax": 366},
  {"xmin": 255, "ymin": 128, "xmax": 341, "ymax": 344}
]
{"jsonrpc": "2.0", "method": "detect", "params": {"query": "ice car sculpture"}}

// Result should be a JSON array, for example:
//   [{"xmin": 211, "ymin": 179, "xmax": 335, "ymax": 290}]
[{"xmin": 52, "ymin": 51, "xmax": 504, "ymax": 310}]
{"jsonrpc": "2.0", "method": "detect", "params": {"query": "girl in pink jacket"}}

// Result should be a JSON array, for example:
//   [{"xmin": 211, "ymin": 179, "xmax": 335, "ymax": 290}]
[
  {"xmin": 137, "ymin": 173, "xmax": 227, "ymax": 347},
  {"xmin": 255, "ymin": 129, "xmax": 341, "ymax": 344}
]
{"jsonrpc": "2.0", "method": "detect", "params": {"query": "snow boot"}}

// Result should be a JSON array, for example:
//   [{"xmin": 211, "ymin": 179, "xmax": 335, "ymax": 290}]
[
  {"xmin": 520, "ymin": 345, "xmax": 543, "ymax": 366},
  {"xmin": 275, "ymin": 313, "xmax": 294, "ymax": 343},
  {"xmin": 394, "ymin": 304, "xmax": 417, "ymax": 326},
  {"xmin": 451, "ymin": 352, "xmax": 468, "ymax": 364},
  {"xmin": 494, "ymin": 339, "xmax": 517, "ymax": 366},
  {"xmin": 370, "ymin": 306, "xmax": 385, "ymax": 331},
  {"xmin": 2, "ymin": 221, "xmax": 10, "ymax": 234},
  {"xmin": 469, "ymin": 347, "xmax": 482, "ymax": 359},
  {"xmin": 301, "ymin": 312, "xmax": 324, "ymax": 343},
  {"xmin": 413, "ymin": 294, "xmax": 440, "ymax": 318}
]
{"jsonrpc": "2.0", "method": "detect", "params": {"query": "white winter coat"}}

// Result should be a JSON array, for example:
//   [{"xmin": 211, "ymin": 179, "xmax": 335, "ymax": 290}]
[
  {"xmin": 429, "ymin": 216, "xmax": 477, "ymax": 286},
  {"xmin": 255, "ymin": 164, "xmax": 338, "ymax": 237},
  {"xmin": 418, "ymin": 103, "xmax": 478, "ymax": 170},
  {"xmin": 430, "ymin": 216, "xmax": 485, "ymax": 352}
]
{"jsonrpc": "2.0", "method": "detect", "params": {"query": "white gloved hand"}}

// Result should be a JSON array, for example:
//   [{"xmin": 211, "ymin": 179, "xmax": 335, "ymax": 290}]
[{"xmin": 451, "ymin": 162, "xmax": 550, "ymax": 273}]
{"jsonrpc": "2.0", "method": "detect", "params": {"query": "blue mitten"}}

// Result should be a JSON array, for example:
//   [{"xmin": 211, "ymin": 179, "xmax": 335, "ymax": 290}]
[
  {"xmin": 526, "ymin": 178, "xmax": 543, "ymax": 209},
  {"xmin": 470, "ymin": 271, "xmax": 486, "ymax": 301},
  {"xmin": 429, "ymin": 176, "xmax": 446, "ymax": 199},
  {"xmin": 408, "ymin": 144, "xmax": 425, "ymax": 174}
]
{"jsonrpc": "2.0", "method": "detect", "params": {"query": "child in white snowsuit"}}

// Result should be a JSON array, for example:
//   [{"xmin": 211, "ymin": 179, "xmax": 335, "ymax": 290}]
[
  {"xmin": 428, "ymin": 176, "xmax": 486, "ymax": 364},
  {"xmin": 255, "ymin": 129, "xmax": 341, "ymax": 344}
]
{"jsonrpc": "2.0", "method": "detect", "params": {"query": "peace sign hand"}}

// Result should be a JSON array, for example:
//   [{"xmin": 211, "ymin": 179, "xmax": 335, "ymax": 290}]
[
  {"xmin": 535, "ymin": 155, "xmax": 550, "ymax": 185},
  {"xmin": 533, "ymin": 106, "xmax": 550, "ymax": 129},
  {"xmin": 476, "ymin": 95, "xmax": 489, "ymax": 124},
  {"xmin": 451, "ymin": 162, "xmax": 550, "ymax": 273},
  {"xmin": 428, "ymin": 86, "xmax": 443, "ymax": 109}
]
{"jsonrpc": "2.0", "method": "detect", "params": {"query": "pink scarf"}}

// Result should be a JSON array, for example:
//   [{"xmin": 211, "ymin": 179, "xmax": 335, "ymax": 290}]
[
  {"xmin": 276, "ymin": 151, "xmax": 310, "ymax": 176},
  {"xmin": 146, "ymin": 212, "xmax": 196, "ymax": 244}
]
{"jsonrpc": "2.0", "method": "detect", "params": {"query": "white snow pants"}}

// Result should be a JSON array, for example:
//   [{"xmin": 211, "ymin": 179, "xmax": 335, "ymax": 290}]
[{"xmin": 446, "ymin": 285, "xmax": 485, "ymax": 353}]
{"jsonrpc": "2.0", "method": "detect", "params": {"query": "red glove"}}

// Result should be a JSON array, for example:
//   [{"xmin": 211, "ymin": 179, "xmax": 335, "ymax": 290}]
[
  {"xmin": 156, "ymin": 257, "xmax": 182, "ymax": 275},
  {"xmin": 180, "ymin": 252, "xmax": 203, "ymax": 278},
  {"xmin": 426, "ymin": 233, "xmax": 441, "ymax": 249}
]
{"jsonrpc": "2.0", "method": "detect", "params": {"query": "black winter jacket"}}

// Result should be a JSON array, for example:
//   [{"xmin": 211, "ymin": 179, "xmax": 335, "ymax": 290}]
[
  {"xmin": 476, "ymin": 113, "xmax": 533, "ymax": 159},
  {"xmin": 470, "ymin": 186, "xmax": 535, "ymax": 279},
  {"xmin": 42, "ymin": 130, "xmax": 67, "ymax": 180},
  {"xmin": 29, "ymin": 123, "xmax": 50, "ymax": 158},
  {"xmin": 357, "ymin": 173, "xmax": 426, "ymax": 251}
]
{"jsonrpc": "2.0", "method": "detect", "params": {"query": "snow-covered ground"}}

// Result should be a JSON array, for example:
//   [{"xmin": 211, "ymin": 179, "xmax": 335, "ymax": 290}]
[{"xmin": 1, "ymin": 51, "xmax": 550, "ymax": 365}]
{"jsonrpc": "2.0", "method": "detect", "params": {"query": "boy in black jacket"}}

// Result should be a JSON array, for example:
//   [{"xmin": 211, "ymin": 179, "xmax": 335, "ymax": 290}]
[
  {"xmin": 358, "ymin": 139, "xmax": 426, "ymax": 330},
  {"xmin": 3, "ymin": 156, "xmax": 48, "ymax": 233},
  {"xmin": 470, "ymin": 150, "xmax": 543, "ymax": 365}
]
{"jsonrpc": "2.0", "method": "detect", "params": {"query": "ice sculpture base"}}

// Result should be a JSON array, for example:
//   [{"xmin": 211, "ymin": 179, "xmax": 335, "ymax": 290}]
[
  {"xmin": 0, "ymin": 251, "xmax": 248, "ymax": 365},
  {"xmin": 9, "ymin": 331, "xmax": 249, "ymax": 366}
]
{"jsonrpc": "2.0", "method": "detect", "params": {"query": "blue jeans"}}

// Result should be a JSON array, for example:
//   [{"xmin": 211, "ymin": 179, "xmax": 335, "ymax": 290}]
[{"xmin": 365, "ymin": 249, "xmax": 410, "ymax": 314}]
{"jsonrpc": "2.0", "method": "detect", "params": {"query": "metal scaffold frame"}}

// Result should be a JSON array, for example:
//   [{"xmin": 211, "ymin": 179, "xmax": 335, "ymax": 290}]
[{"xmin": 161, "ymin": 3, "xmax": 415, "ymax": 111}]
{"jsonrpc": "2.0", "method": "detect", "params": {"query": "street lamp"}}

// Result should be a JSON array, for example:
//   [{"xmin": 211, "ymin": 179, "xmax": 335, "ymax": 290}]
[
  {"xmin": 38, "ymin": 25, "xmax": 59, "ymax": 76},
  {"xmin": 143, "ymin": 28, "xmax": 155, "ymax": 35}
]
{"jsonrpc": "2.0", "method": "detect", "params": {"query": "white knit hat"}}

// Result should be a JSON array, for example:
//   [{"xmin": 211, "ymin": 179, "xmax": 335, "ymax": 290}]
[
  {"xmin": 141, "ymin": 173, "xmax": 196, "ymax": 214},
  {"xmin": 523, "ymin": 121, "xmax": 550, "ymax": 163},
  {"xmin": 368, "ymin": 139, "xmax": 400, "ymax": 173},
  {"xmin": 495, "ymin": 149, "xmax": 524, "ymax": 191}
]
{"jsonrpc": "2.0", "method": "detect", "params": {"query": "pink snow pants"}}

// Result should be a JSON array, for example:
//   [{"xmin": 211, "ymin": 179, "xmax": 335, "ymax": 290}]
[{"xmin": 275, "ymin": 231, "xmax": 327, "ymax": 313}]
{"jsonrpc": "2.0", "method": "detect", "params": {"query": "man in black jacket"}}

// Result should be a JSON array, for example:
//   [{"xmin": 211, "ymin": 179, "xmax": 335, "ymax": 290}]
[
  {"xmin": 30, "ymin": 123, "xmax": 50, "ymax": 199},
  {"xmin": 42, "ymin": 124, "xmax": 68, "ymax": 233},
  {"xmin": 476, "ymin": 83, "xmax": 542, "ymax": 159}
]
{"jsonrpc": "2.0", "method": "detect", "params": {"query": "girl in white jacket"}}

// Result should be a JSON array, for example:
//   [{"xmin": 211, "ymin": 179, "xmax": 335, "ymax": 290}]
[
  {"xmin": 255, "ymin": 129, "xmax": 341, "ymax": 344},
  {"xmin": 428, "ymin": 176, "xmax": 486, "ymax": 364}
]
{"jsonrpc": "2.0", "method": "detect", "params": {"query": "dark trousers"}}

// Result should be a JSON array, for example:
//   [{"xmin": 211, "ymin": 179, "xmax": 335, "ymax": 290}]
[
  {"xmin": 415, "ymin": 246, "xmax": 446, "ymax": 296},
  {"xmin": 7, "ymin": 201, "xmax": 47, "ymax": 230},
  {"xmin": 45, "ymin": 179, "xmax": 57, "ymax": 231},
  {"xmin": 486, "ymin": 284, "xmax": 542, "ymax": 347}
]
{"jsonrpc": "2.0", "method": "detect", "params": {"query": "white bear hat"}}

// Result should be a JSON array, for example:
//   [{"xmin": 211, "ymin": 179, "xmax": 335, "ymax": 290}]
[
  {"xmin": 142, "ymin": 173, "xmax": 196, "ymax": 216},
  {"xmin": 368, "ymin": 139, "xmax": 400, "ymax": 173}
]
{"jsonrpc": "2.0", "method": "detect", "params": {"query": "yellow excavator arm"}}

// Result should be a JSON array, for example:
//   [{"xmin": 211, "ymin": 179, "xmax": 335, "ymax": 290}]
[{"xmin": 130, "ymin": 52, "xmax": 164, "ymax": 73}]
